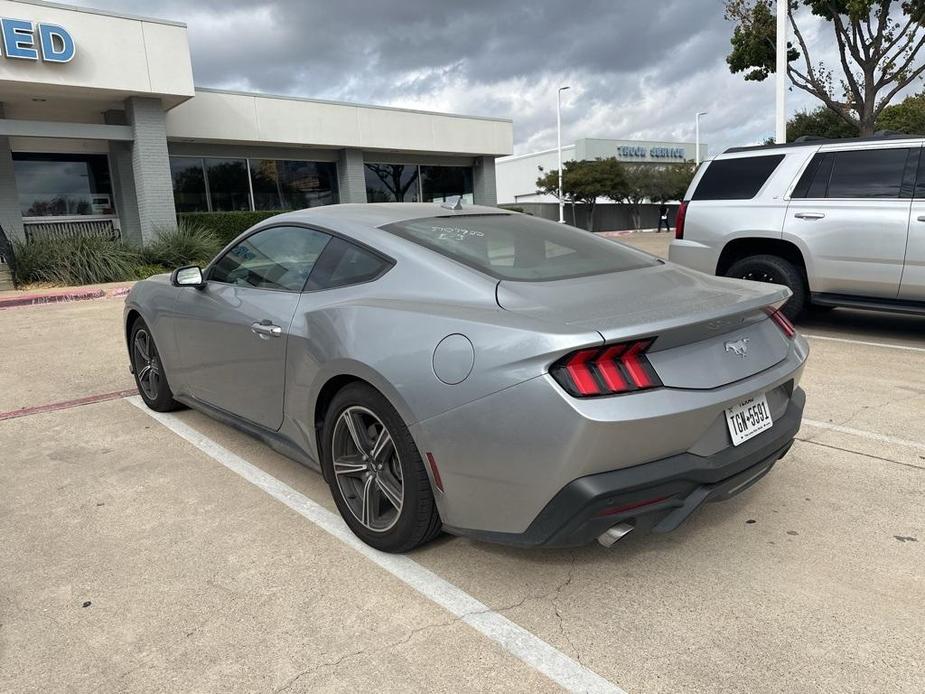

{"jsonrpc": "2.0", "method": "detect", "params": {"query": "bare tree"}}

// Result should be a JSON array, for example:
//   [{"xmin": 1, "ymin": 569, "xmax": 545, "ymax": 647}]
[{"xmin": 725, "ymin": 0, "xmax": 925, "ymax": 135}]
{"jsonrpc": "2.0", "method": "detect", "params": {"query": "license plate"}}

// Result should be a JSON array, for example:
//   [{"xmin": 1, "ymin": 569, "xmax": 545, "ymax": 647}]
[{"xmin": 725, "ymin": 394, "xmax": 774, "ymax": 446}]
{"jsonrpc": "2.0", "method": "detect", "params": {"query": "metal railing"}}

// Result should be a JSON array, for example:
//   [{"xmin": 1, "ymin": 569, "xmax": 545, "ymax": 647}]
[{"xmin": 23, "ymin": 217, "xmax": 122, "ymax": 243}]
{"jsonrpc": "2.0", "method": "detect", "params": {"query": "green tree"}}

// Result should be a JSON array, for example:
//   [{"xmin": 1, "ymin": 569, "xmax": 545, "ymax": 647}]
[
  {"xmin": 606, "ymin": 165, "xmax": 654, "ymax": 230},
  {"xmin": 785, "ymin": 106, "xmax": 860, "ymax": 139},
  {"xmin": 725, "ymin": 1, "xmax": 925, "ymax": 135},
  {"xmin": 648, "ymin": 163, "xmax": 698, "ymax": 204},
  {"xmin": 536, "ymin": 157, "xmax": 626, "ymax": 231},
  {"xmin": 878, "ymin": 90, "xmax": 925, "ymax": 133}
]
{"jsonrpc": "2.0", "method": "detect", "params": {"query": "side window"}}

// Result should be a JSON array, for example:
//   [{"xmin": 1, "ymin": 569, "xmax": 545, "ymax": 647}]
[
  {"xmin": 691, "ymin": 155, "xmax": 785, "ymax": 201},
  {"xmin": 209, "ymin": 226, "xmax": 331, "ymax": 291},
  {"xmin": 305, "ymin": 237, "xmax": 391, "ymax": 291},
  {"xmin": 916, "ymin": 148, "xmax": 925, "ymax": 198},
  {"xmin": 791, "ymin": 152, "xmax": 833, "ymax": 199},
  {"xmin": 825, "ymin": 148, "xmax": 912, "ymax": 199}
]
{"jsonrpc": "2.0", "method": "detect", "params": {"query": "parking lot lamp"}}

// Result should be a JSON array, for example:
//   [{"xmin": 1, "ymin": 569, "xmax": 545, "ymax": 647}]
[
  {"xmin": 695, "ymin": 112, "xmax": 708, "ymax": 165},
  {"xmin": 557, "ymin": 86, "xmax": 570, "ymax": 223}
]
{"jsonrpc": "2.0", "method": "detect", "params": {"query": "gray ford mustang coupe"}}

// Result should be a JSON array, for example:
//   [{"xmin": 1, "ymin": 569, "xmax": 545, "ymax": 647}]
[{"xmin": 124, "ymin": 203, "xmax": 808, "ymax": 552}]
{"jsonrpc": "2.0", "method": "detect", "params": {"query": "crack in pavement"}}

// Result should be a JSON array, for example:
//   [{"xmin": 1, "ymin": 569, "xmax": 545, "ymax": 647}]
[
  {"xmin": 272, "ymin": 560, "xmax": 588, "ymax": 692},
  {"xmin": 795, "ymin": 437, "xmax": 925, "ymax": 471},
  {"xmin": 801, "ymin": 390, "xmax": 925, "ymax": 447}
]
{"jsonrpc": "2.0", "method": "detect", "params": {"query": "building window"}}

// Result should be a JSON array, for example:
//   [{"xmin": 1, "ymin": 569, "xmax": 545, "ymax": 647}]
[
  {"xmin": 170, "ymin": 156, "xmax": 339, "ymax": 213},
  {"xmin": 205, "ymin": 158, "xmax": 251, "ymax": 211},
  {"xmin": 250, "ymin": 160, "xmax": 338, "ymax": 210},
  {"xmin": 364, "ymin": 163, "xmax": 474, "ymax": 203},
  {"xmin": 364, "ymin": 163, "xmax": 420, "ymax": 202},
  {"xmin": 170, "ymin": 157, "xmax": 208, "ymax": 212},
  {"xmin": 420, "ymin": 165, "xmax": 474, "ymax": 203},
  {"xmin": 13, "ymin": 152, "xmax": 114, "ymax": 217}
]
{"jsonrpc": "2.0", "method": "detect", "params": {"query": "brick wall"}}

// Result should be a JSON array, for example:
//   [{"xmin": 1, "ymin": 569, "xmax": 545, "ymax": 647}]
[
  {"xmin": 336, "ymin": 149, "xmax": 367, "ymax": 203},
  {"xmin": 473, "ymin": 156, "xmax": 497, "ymax": 206},
  {"xmin": 126, "ymin": 97, "xmax": 177, "ymax": 244}
]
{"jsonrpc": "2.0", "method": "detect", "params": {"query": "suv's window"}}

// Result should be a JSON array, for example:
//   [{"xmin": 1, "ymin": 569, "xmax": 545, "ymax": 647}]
[
  {"xmin": 825, "ymin": 148, "xmax": 912, "ymax": 198},
  {"xmin": 306, "ymin": 237, "xmax": 391, "ymax": 290},
  {"xmin": 916, "ymin": 148, "xmax": 925, "ymax": 198},
  {"xmin": 691, "ymin": 155, "xmax": 784, "ymax": 201},
  {"xmin": 383, "ymin": 213, "xmax": 658, "ymax": 281},
  {"xmin": 210, "ymin": 226, "xmax": 331, "ymax": 291}
]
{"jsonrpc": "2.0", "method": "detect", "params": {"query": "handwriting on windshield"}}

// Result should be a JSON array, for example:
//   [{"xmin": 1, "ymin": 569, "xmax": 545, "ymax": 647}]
[{"xmin": 432, "ymin": 225, "xmax": 485, "ymax": 242}]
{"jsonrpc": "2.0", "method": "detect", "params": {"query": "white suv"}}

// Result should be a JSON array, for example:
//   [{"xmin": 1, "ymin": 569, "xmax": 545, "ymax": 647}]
[{"xmin": 669, "ymin": 135, "xmax": 925, "ymax": 320}]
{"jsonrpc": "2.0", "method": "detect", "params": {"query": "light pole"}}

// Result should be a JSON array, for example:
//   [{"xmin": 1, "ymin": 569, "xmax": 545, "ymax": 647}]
[
  {"xmin": 695, "ymin": 111, "xmax": 707, "ymax": 165},
  {"xmin": 557, "ymin": 86, "xmax": 570, "ymax": 223},
  {"xmin": 775, "ymin": 0, "xmax": 787, "ymax": 143}
]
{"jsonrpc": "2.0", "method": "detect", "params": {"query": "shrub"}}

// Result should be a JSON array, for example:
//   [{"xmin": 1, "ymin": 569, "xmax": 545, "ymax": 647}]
[
  {"xmin": 143, "ymin": 221, "xmax": 222, "ymax": 269},
  {"xmin": 131, "ymin": 263, "xmax": 170, "ymax": 280},
  {"xmin": 13, "ymin": 236, "xmax": 142, "ymax": 286},
  {"xmin": 177, "ymin": 210, "xmax": 289, "ymax": 245}
]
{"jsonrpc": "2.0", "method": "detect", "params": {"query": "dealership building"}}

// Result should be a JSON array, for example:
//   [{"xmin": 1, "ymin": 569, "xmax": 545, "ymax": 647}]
[
  {"xmin": 496, "ymin": 137, "xmax": 706, "ymax": 204},
  {"xmin": 0, "ymin": 0, "xmax": 512, "ymax": 254}
]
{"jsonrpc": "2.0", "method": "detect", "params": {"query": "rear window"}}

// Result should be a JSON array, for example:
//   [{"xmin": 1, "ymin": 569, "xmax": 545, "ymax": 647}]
[
  {"xmin": 382, "ymin": 214, "xmax": 659, "ymax": 281},
  {"xmin": 692, "ymin": 155, "xmax": 784, "ymax": 201}
]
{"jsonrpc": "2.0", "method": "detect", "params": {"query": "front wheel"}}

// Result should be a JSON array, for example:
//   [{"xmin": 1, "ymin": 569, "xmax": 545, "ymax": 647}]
[
  {"xmin": 130, "ymin": 318, "xmax": 181, "ymax": 412},
  {"xmin": 321, "ymin": 383, "xmax": 442, "ymax": 553},
  {"xmin": 725, "ymin": 254, "xmax": 807, "ymax": 322}
]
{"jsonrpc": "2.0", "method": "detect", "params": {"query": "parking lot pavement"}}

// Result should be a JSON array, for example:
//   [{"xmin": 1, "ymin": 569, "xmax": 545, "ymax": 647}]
[
  {"xmin": 2, "ymin": 281, "xmax": 923, "ymax": 693},
  {"xmin": 0, "ymin": 298, "xmax": 134, "ymax": 413},
  {"xmin": 0, "ymin": 400, "xmax": 560, "ymax": 693}
]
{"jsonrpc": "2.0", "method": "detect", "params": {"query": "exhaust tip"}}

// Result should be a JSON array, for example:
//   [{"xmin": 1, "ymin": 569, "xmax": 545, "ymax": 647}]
[{"xmin": 597, "ymin": 522, "xmax": 634, "ymax": 548}]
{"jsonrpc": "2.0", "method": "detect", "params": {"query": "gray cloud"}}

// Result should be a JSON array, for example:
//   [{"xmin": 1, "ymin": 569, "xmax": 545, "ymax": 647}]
[{"xmin": 68, "ymin": 0, "xmax": 829, "ymax": 154}]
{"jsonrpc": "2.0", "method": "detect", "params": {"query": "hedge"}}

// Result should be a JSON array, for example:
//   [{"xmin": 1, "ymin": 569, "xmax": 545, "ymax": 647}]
[{"xmin": 177, "ymin": 210, "xmax": 291, "ymax": 245}]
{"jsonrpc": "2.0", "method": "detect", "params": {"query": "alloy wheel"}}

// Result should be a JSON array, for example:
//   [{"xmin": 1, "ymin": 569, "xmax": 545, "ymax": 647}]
[
  {"xmin": 331, "ymin": 406, "xmax": 404, "ymax": 532},
  {"xmin": 133, "ymin": 329, "xmax": 162, "ymax": 401}
]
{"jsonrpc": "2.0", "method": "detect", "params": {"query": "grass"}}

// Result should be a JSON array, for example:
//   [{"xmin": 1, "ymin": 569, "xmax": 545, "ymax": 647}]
[
  {"xmin": 11, "ymin": 220, "xmax": 224, "ymax": 287},
  {"xmin": 141, "ymin": 222, "xmax": 222, "ymax": 269},
  {"xmin": 13, "ymin": 236, "xmax": 144, "ymax": 286}
]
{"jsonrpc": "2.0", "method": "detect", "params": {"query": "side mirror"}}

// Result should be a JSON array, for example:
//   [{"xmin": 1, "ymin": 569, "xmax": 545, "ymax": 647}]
[{"xmin": 170, "ymin": 265, "xmax": 205, "ymax": 288}]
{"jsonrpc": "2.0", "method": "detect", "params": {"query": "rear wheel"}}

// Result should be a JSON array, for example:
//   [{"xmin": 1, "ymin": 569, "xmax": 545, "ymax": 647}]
[
  {"xmin": 130, "ymin": 318, "xmax": 181, "ymax": 412},
  {"xmin": 726, "ymin": 254, "xmax": 807, "ymax": 322},
  {"xmin": 322, "ymin": 383, "xmax": 442, "ymax": 553}
]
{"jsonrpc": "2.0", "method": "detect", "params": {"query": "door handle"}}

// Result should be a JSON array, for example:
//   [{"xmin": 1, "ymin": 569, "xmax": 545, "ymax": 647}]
[
  {"xmin": 794, "ymin": 212, "xmax": 825, "ymax": 220},
  {"xmin": 251, "ymin": 321, "xmax": 282, "ymax": 339},
  {"xmin": 917, "ymin": 216, "xmax": 925, "ymax": 222}
]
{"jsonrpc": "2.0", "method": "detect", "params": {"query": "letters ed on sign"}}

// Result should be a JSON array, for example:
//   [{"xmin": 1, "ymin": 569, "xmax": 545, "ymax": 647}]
[{"xmin": 1, "ymin": 18, "xmax": 75, "ymax": 63}]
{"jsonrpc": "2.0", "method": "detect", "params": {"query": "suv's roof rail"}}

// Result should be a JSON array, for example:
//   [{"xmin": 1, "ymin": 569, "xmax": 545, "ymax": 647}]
[{"xmin": 724, "ymin": 131, "xmax": 918, "ymax": 154}]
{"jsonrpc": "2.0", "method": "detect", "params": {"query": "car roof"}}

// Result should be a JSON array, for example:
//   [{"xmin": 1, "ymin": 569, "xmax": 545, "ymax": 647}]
[
  {"xmin": 269, "ymin": 202, "xmax": 514, "ymax": 228},
  {"xmin": 722, "ymin": 133, "xmax": 924, "ymax": 156}
]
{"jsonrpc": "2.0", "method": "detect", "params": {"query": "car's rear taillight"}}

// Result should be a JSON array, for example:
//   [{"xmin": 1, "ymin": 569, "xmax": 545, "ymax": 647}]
[
  {"xmin": 764, "ymin": 307, "xmax": 796, "ymax": 338},
  {"xmin": 674, "ymin": 200, "xmax": 689, "ymax": 240},
  {"xmin": 551, "ymin": 339, "xmax": 662, "ymax": 397}
]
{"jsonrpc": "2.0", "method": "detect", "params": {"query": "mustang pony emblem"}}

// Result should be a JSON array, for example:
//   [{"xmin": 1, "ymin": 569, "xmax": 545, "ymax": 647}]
[{"xmin": 724, "ymin": 337, "xmax": 750, "ymax": 358}]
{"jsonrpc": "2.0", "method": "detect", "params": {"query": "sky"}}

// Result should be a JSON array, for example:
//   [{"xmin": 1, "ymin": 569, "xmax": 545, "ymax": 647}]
[{"xmin": 66, "ymin": 0, "xmax": 844, "ymax": 157}]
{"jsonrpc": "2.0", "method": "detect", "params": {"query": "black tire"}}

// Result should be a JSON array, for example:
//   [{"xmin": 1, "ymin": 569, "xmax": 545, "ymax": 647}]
[
  {"xmin": 321, "ymin": 383, "xmax": 442, "ymax": 553},
  {"xmin": 726, "ymin": 254, "xmax": 807, "ymax": 322},
  {"xmin": 129, "ymin": 317, "xmax": 181, "ymax": 412}
]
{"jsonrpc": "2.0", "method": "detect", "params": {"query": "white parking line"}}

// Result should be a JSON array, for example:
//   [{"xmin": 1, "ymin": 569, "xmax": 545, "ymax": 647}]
[
  {"xmin": 803, "ymin": 334, "xmax": 925, "ymax": 354},
  {"xmin": 802, "ymin": 418, "xmax": 925, "ymax": 454},
  {"xmin": 127, "ymin": 396, "xmax": 623, "ymax": 694}
]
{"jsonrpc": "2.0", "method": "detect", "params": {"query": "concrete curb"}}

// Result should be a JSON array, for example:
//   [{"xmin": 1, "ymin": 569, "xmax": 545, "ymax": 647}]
[{"xmin": 0, "ymin": 284, "xmax": 132, "ymax": 310}]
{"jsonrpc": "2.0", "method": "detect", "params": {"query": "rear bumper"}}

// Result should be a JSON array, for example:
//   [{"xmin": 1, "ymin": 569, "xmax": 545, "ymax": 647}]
[
  {"xmin": 444, "ymin": 387, "xmax": 804, "ymax": 547},
  {"xmin": 668, "ymin": 239, "xmax": 719, "ymax": 274}
]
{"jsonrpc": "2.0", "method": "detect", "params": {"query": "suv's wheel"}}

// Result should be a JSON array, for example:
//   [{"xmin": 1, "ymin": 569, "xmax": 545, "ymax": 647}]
[
  {"xmin": 130, "ymin": 318, "xmax": 181, "ymax": 412},
  {"xmin": 321, "ymin": 383, "xmax": 442, "ymax": 553},
  {"xmin": 725, "ymin": 254, "xmax": 807, "ymax": 321}
]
